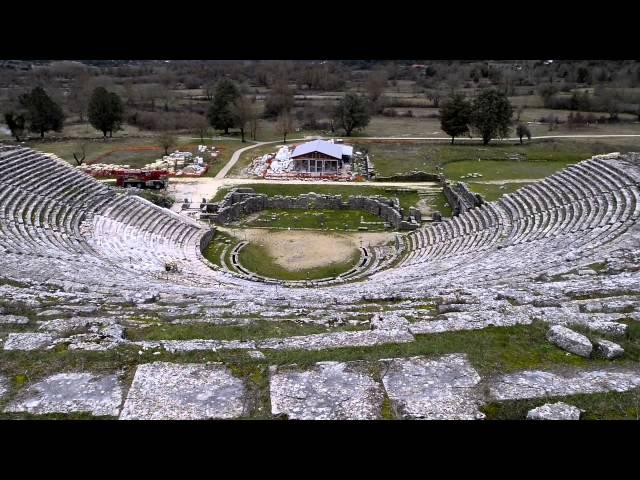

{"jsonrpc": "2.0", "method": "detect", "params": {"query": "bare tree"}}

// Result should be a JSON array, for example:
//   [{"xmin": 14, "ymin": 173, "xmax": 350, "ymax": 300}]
[
  {"xmin": 68, "ymin": 72, "xmax": 92, "ymax": 122},
  {"xmin": 138, "ymin": 84, "xmax": 163, "ymax": 111},
  {"xmin": 249, "ymin": 108, "xmax": 259, "ymax": 141},
  {"xmin": 230, "ymin": 95, "xmax": 258, "ymax": 143},
  {"xmin": 72, "ymin": 142, "xmax": 89, "ymax": 166},
  {"xmin": 365, "ymin": 69, "xmax": 388, "ymax": 113},
  {"xmin": 158, "ymin": 131, "xmax": 177, "ymax": 156},
  {"xmin": 203, "ymin": 81, "xmax": 217, "ymax": 101},
  {"xmin": 194, "ymin": 115, "xmax": 210, "ymax": 143},
  {"xmin": 425, "ymin": 88, "xmax": 444, "ymax": 108},
  {"xmin": 275, "ymin": 111, "xmax": 295, "ymax": 144}
]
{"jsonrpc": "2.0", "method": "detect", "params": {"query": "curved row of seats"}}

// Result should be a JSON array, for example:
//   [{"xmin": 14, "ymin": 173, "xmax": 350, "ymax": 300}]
[
  {"xmin": 398, "ymin": 155, "xmax": 640, "ymax": 276},
  {"xmin": 1, "ymin": 146, "xmax": 639, "ymax": 300},
  {"xmin": 0, "ymin": 146, "xmax": 219, "ymax": 286}
]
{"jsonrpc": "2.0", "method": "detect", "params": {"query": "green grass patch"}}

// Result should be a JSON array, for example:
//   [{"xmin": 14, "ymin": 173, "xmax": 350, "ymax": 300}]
[
  {"xmin": 239, "ymin": 208, "xmax": 387, "ymax": 231},
  {"xmin": 202, "ymin": 230, "xmax": 236, "ymax": 268},
  {"xmin": 482, "ymin": 389, "xmax": 640, "ymax": 420},
  {"xmin": 432, "ymin": 192, "xmax": 453, "ymax": 217},
  {"xmin": 239, "ymin": 241, "xmax": 361, "ymax": 281},
  {"xmin": 258, "ymin": 322, "xmax": 608, "ymax": 375},
  {"xmin": 125, "ymin": 320, "xmax": 364, "ymax": 342},
  {"xmin": 361, "ymin": 139, "xmax": 636, "ymax": 179},
  {"xmin": 466, "ymin": 182, "xmax": 532, "ymax": 202},
  {"xmin": 586, "ymin": 261, "xmax": 609, "ymax": 273},
  {"xmin": 444, "ymin": 159, "xmax": 574, "ymax": 182}
]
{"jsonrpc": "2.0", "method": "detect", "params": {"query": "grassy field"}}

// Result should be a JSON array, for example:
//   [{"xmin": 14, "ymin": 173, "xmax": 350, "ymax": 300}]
[
  {"xmin": 362, "ymin": 138, "xmax": 640, "ymax": 178},
  {"xmin": 465, "ymin": 182, "xmax": 533, "ymax": 202},
  {"xmin": 444, "ymin": 159, "xmax": 574, "ymax": 182},
  {"xmin": 239, "ymin": 208, "xmax": 388, "ymax": 231},
  {"xmin": 27, "ymin": 136, "xmax": 238, "ymax": 178},
  {"xmin": 238, "ymin": 241, "xmax": 361, "ymax": 281},
  {"xmin": 212, "ymin": 183, "xmax": 422, "ymax": 209},
  {"xmin": 482, "ymin": 390, "xmax": 640, "ymax": 420}
]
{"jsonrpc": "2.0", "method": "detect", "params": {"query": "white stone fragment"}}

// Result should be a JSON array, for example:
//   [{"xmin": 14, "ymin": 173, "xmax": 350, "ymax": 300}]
[
  {"xmin": 132, "ymin": 339, "xmax": 255, "ymax": 353},
  {"xmin": 4, "ymin": 372, "xmax": 123, "ymax": 416},
  {"xmin": 247, "ymin": 350, "xmax": 266, "ymax": 360},
  {"xmin": 257, "ymin": 329, "xmax": 414, "ymax": 351},
  {"xmin": 0, "ymin": 315, "xmax": 29, "ymax": 325},
  {"xmin": 546, "ymin": 325, "xmax": 593, "ymax": 357},
  {"xmin": 120, "ymin": 362, "xmax": 246, "ymax": 420},
  {"xmin": 527, "ymin": 402, "xmax": 582, "ymax": 420},
  {"xmin": 3, "ymin": 333, "xmax": 55, "ymax": 351},
  {"xmin": 380, "ymin": 354, "xmax": 485, "ymax": 420},
  {"xmin": 0, "ymin": 376, "xmax": 8, "ymax": 399},
  {"xmin": 596, "ymin": 339, "xmax": 624, "ymax": 359},
  {"xmin": 270, "ymin": 361, "xmax": 384, "ymax": 420},
  {"xmin": 489, "ymin": 368, "xmax": 640, "ymax": 401}
]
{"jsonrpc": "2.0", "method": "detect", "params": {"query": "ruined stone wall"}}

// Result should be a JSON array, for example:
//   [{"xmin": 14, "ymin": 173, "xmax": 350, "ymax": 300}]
[
  {"xmin": 207, "ymin": 189, "xmax": 420, "ymax": 230},
  {"xmin": 199, "ymin": 228, "xmax": 216, "ymax": 252},
  {"xmin": 453, "ymin": 182, "xmax": 484, "ymax": 208},
  {"xmin": 374, "ymin": 171, "xmax": 440, "ymax": 182},
  {"xmin": 442, "ymin": 181, "xmax": 484, "ymax": 216}
]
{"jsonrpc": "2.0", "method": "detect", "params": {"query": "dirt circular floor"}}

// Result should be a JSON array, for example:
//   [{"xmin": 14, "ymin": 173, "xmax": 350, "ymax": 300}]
[{"xmin": 224, "ymin": 228, "xmax": 395, "ymax": 271}]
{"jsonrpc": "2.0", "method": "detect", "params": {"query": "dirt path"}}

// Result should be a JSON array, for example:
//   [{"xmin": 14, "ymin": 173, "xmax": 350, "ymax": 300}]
[{"xmin": 220, "ymin": 227, "xmax": 395, "ymax": 271}]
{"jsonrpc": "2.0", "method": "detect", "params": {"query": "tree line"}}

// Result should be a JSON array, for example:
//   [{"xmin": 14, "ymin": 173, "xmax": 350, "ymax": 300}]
[
  {"xmin": 439, "ymin": 89, "xmax": 531, "ymax": 145},
  {"xmin": 3, "ymin": 80, "xmax": 374, "ymax": 142},
  {"xmin": 4, "ymin": 86, "xmax": 124, "ymax": 141}
]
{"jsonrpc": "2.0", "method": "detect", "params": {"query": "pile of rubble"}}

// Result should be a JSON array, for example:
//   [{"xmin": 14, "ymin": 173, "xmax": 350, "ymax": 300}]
[
  {"xmin": 77, "ymin": 145, "xmax": 217, "ymax": 177},
  {"xmin": 460, "ymin": 172, "xmax": 483, "ymax": 179},
  {"xmin": 140, "ymin": 146, "xmax": 216, "ymax": 176}
]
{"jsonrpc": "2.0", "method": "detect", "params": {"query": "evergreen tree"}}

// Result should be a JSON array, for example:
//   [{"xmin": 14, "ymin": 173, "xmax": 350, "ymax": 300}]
[
  {"xmin": 207, "ymin": 78, "xmax": 240, "ymax": 134},
  {"xmin": 88, "ymin": 87, "xmax": 124, "ymax": 138},
  {"xmin": 333, "ymin": 93, "xmax": 371, "ymax": 136},
  {"xmin": 440, "ymin": 93, "xmax": 471, "ymax": 144},
  {"xmin": 3, "ymin": 112, "xmax": 26, "ymax": 141},
  {"xmin": 470, "ymin": 89, "xmax": 513, "ymax": 145},
  {"xmin": 18, "ymin": 86, "xmax": 65, "ymax": 138}
]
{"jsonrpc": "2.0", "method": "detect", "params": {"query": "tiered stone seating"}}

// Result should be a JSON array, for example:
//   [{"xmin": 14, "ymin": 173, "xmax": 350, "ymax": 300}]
[
  {"xmin": 395, "ymin": 154, "xmax": 640, "ymax": 286},
  {"xmin": 0, "ymin": 148, "xmax": 639, "ymax": 331}
]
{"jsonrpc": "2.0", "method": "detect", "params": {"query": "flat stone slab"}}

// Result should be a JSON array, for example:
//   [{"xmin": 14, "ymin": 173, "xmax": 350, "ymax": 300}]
[
  {"xmin": 3, "ymin": 333, "xmax": 55, "ymax": 351},
  {"xmin": 36, "ymin": 309, "xmax": 65, "ymax": 317},
  {"xmin": 119, "ymin": 362, "xmax": 246, "ymax": 420},
  {"xmin": 596, "ymin": 339, "xmax": 624, "ymax": 359},
  {"xmin": 133, "ymin": 339, "xmax": 256, "ymax": 353},
  {"xmin": 489, "ymin": 368, "xmax": 640, "ymax": 401},
  {"xmin": 270, "ymin": 361, "xmax": 384, "ymax": 420},
  {"xmin": 38, "ymin": 317, "xmax": 116, "ymax": 335},
  {"xmin": 527, "ymin": 402, "xmax": 581, "ymax": 420},
  {"xmin": 257, "ymin": 329, "xmax": 414, "ymax": 351},
  {"xmin": 380, "ymin": 354, "xmax": 485, "ymax": 420},
  {"xmin": 4, "ymin": 372, "xmax": 123, "ymax": 416},
  {"xmin": 0, "ymin": 315, "xmax": 29, "ymax": 325},
  {"xmin": 0, "ymin": 376, "xmax": 8, "ymax": 400},
  {"xmin": 409, "ymin": 310, "xmax": 532, "ymax": 335},
  {"xmin": 546, "ymin": 325, "xmax": 592, "ymax": 358}
]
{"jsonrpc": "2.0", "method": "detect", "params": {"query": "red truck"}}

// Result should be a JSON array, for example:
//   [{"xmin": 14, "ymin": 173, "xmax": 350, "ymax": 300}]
[{"xmin": 115, "ymin": 170, "xmax": 169, "ymax": 189}]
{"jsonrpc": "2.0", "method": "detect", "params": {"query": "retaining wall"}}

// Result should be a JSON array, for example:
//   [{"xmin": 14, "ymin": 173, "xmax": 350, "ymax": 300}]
[{"xmin": 204, "ymin": 188, "xmax": 421, "ymax": 230}]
